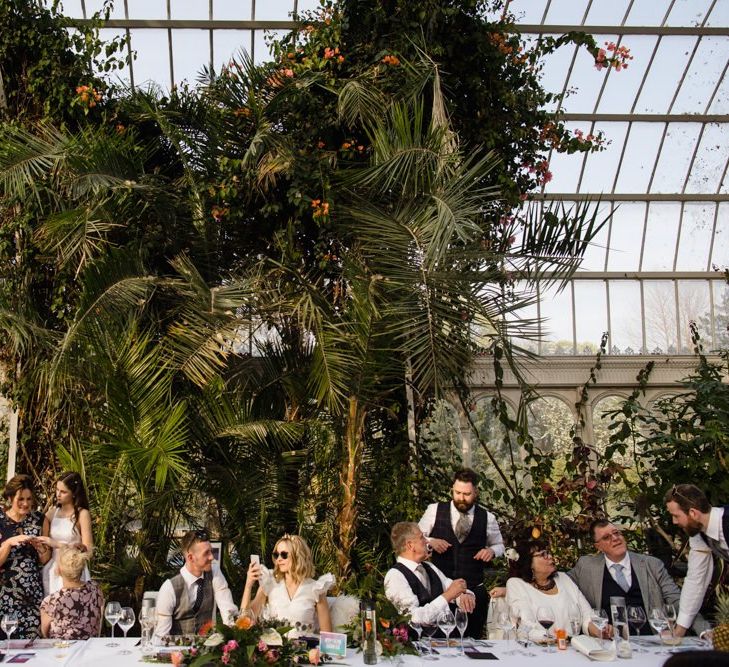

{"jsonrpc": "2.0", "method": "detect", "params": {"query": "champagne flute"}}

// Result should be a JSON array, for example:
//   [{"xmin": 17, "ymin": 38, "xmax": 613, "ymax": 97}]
[
  {"xmin": 536, "ymin": 606, "xmax": 555, "ymax": 652},
  {"xmin": 421, "ymin": 620, "xmax": 439, "ymax": 660},
  {"xmin": 117, "ymin": 607, "xmax": 136, "ymax": 654},
  {"xmin": 105, "ymin": 601, "xmax": 122, "ymax": 647},
  {"xmin": 454, "ymin": 608, "xmax": 468, "ymax": 656},
  {"xmin": 1, "ymin": 613, "xmax": 18, "ymax": 652},
  {"xmin": 437, "ymin": 610, "xmax": 456, "ymax": 658},
  {"xmin": 627, "ymin": 606, "xmax": 647, "ymax": 653},
  {"xmin": 590, "ymin": 608, "xmax": 609, "ymax": 649}
]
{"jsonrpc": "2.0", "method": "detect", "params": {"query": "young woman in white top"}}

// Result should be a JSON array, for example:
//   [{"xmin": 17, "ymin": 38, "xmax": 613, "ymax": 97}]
[
  {"xmin": 505, "ymin": 538, "xmax": 602, "ymax": 642},
  {"xmin": 241, "ymin": 534, "xmax": 333, "ymax": 633},
  {"xmin": 39, "ymin": 472, "xmax": 93, "ymax": 595}
]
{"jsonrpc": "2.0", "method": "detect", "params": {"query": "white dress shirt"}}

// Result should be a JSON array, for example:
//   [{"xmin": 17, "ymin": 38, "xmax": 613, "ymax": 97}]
[
  {"xmin": 419, "ymin": 502, "xmax": 504, "ymax": 558},
  {"xmin": 384, "ymin": 557, "xmax": 473, "ymax": 624},
  {"xmin": 677, "ymin": 507, "xmax": 727, "ymax": 629},
  {"xmin": 605, "ymin": 552, "xmax": 632, "ymax": 589},
  {"xmin": 155, "ymin": 563, "xmax": 238, "ymax": 637}
]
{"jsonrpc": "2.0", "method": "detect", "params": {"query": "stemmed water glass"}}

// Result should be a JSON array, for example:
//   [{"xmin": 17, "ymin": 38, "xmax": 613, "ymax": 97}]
[
  {"xmin": 664, "ymin": 604, "xmax": 678, "ymax": 640},
  {"xmin": 497, "ymin": 610, "xmax": 516, "ymax": 654},
  {"xmin": 590, "ymin": 608, "xmax": 609, "ymax": 649},
  {"xmin": 117, "ymin": 606, "xmax": 136, "ymax": 654},
  {"xmin": 627, "ymin": 606, "xmax": 647, "ymax": 652},
  {"xmin": 438, "ymin": 610, "xmax": 456, "ymax": 658},
  {"xmin": 421, "ymin": 620, "xmax": 439, "ymax": 660},
  {"xmin": 1, "ymin": 612, "xmax": 18, "ymax": 652},
  {"xmin": 649, "ymin": 608, "xmax": 669, "ymax": 643},
  {"xmin": 105, "ymin": 601, "xmax": 122, "ymax": 647},
  {"xmin": 410, "ymin": 620, "xmax": 424, "ymax": 657},
  {"xmin": 140, "ymin": 605, "xmax": 157, "ymax": 655},
  {"xmin": 568, "ymin": 603, "xmax": 582, "ymax": 638},
  {"xmin": 454, "ymin": 608, "xmax": 468, "ymax": 655},
  {"xmin": 536, "ymin": 606, "xmax": 555, "ymax": 652}
]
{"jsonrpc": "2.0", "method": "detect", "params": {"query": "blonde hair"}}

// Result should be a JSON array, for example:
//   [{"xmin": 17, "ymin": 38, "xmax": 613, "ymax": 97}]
[
  {"xmin": 273, "ymin": 534, "xmax": 315, "ymax": 584},
  {"xmin": 57, "ymin": 544, "xmax": 91, "ymax": 581}
]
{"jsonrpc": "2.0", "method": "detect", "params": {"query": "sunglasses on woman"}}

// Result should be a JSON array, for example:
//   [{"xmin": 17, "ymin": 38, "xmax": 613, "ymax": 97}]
[{"xmin": 272, "ymin": 550, "xmax": 289, "ymax": 560}]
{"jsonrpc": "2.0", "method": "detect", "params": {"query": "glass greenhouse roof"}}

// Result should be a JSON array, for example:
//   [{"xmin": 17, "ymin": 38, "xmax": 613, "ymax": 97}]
[{"xmin": 60, "ymin": 0, "xmax": 729, "ymax": 355}]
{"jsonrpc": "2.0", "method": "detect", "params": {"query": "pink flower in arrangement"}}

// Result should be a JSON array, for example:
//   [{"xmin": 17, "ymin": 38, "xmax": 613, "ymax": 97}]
[
  {"xmin": 308, "ymin": 648, "xmax": 321, "ymax": 665},
  {"xmin": 265, "ymin": 649, "xmax": 280, "ymax": 664},
  {"xmin": 393, "ymin": 625, "xmax": 409, "ymax": 642},
  {"xmin": 225, "ymin": 640, "xmax": 239, "ymax": 651},
  {"xmin": 258, "ymin": 639, "xmax": 268, "ymax": 651},
  {"xmin": 222, "ymin": 653, "xmax": 231, "ymax": 665}
]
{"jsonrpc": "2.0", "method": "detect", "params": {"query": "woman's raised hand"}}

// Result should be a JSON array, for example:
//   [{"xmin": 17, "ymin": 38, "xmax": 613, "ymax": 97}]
[{"xmin": 245, "ymin": 561, "xmax": 262, "ymax": 587}]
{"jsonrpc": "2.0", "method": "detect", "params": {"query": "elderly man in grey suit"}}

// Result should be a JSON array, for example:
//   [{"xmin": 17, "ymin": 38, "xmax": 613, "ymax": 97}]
[{"xmin": 568, "ymin": 519, "xmax": 708, "ymax": 635}]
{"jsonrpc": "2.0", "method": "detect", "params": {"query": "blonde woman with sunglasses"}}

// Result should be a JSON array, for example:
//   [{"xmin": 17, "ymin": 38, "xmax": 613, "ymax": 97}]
[{"xmin": 241, "ymin": 535, "xmax": 334, "ymax": 633}]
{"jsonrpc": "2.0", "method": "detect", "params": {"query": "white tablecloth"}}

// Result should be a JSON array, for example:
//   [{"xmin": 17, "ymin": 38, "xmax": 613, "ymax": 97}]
[{"xmin": 2, "ymin": 636, "xmax": 711, "ymax": 665}]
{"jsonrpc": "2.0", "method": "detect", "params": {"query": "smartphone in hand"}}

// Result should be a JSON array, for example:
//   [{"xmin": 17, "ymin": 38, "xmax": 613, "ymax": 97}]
[{"xmin": 250, "ymin": 554, "xmax": 260, "ymax": 565}]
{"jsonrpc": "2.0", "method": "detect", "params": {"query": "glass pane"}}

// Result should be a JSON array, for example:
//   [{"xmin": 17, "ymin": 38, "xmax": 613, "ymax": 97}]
[
  {"xmin": 98, "ymin": 28, "xmax": 132, "ymax": 85},
  {"xmin": 215, "ymin": 0, "xmax": 253, "ymax": 19},
  {"xmin": 545, "ymin": 122, "xmax": 583, "ymax": 193},
  {"xmin": 673, "ymin": 38, "xmax": 729, "ymax": 114},
  {"xmin": 574, "ymin": 281, "xmax": 608, "ymax": 354},
  {"xmin": 650, "ymin": 123, "xmax": 702, "ymax": 193},
  {"xmin": 642, "ymin": 202, "xmax": 680, "ymax": 271},
  {"xmin": 540, "ymin": 283, "xmax": 574, "ymax": 355},
  {"xmin": 624, "ymin": 0, "xmax": 673, "ymax": 25},
  {"xmin": 214, "ymin": 31, "xmax": 252, "ymax": 73},
  {"xmin": 585, "ymin": 0, "xmax": 631, "ymax": 24},
  {"xmin": 711, "ymin": 203, "xmax": 729, "ymax": 267},
  {"xmin": 561, "ymin": 34, "xmax": 618, "ymax": 114},
  {"xmin": 643, "ymin": 281, "xmax": 677, "ymax": 353},
  {"xmin": 513, "ymin": 0, "xmax": 550, "ymax": 23},
  {"xmin": 127, "ymin": 0, "xmax": 168, "ymax": 19},
  {"xmin": 57, "ymin": 0, "xmax": 84, "ymax": 17},
  {"xmin": 677, "ymin": 281, "xmax": 711, "ymax": 353},
  {"xmin": 255, "ymin": 0, "xmax": 296, "ymax": 20},
  {"xmin": 676, "ymin": 203, "xmax": 715, "ymax": 271},
  {"xmin": 419, "ymin": 400, "xmax": 462, "ymax": 463},
  {"xmin": 593, "ymin": 395, "xmax": 629, "ymax": 455},
  {"xmin": 544, "ymin": 0, "xmax": 591, "ymax": 23},
  {"xmin": 128, "ymin": 29, "xmax": 171, "ymax": 89},
  {"xmin": 537, "ymin": 38, "xmax": 576, "ymax": 114},
  {"xmin": 608, "ymin": 281, "xmax": 643, "ymax": 353},
  {"xmin": 507, "ymin": 282, "xmax": 540, "ymax": 354},
  {"xmin": 580, "ymin": 201, "xmax": 612, "ymax": 271},
  {"xmin": 665, "ymin": 0, "xmax": 714, "ymax": 25},
  {"xmin": 606, "ymin": 202, "xmax": 645, "ymax": 271},
  {"xmin": 596, "ymin": 36, "xmax": 657, "ymax": 114},
  {"xmin": 468, "ymin": 398, "xmax": 518, "ymax": 486},
  {"xmin": 706, "ymin": 0, "xmax": 729, "ymax": 27},
  {"xmin": 686, "ymin": 124, "xmax": 729, "ymax": 193},
  {"xmin": 84, "ymin": 0, "xmax": 125, "ymax": 18},
  {"xmin": 171, "ymin": 30, "xmax": 211, "ymax": 85},
  {"xmin": 614, "ymin": 122, "xmax": 664, "ymax": 193},
  {"xmin": 252, "ymin": 30, "xmax": 285, "ymax": 65},
  {"xmin": 526, "ymin": 397, "xmax": 574, "ymax": 455},
  {"xmin": 710, "ymin": 281, "xmax": 729, "ymax": 349},
  {"xmin": 579, "ymin": 122, "xmax": 628, "ymax": 192},
  {"xmin": 170, "ymin": 1, "xmax": 210, "ymax": 19},
  {"xmin": 708, "ymin": 69, "xmax": 729, "ymax": 114},
  {"xmin": 634, "ymin": 36, "xmax": 696, "ymax": 113}
]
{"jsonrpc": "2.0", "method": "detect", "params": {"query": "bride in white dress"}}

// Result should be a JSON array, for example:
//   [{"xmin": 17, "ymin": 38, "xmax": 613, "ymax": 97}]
[
  {"xmin": 241, "ymin": 534, "xmax": 334, "ymax": 633},
  {"xmin": 39, "ymin": 472, "xmax": 93, "ymax": 596}
]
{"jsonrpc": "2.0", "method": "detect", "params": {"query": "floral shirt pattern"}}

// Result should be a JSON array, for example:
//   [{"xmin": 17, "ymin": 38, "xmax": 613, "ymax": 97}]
[
  {"xmin": 40, "ymin": 580, "xmax": 104, "ymax": 640},
  {"xmin": 0, "ymin": 510, "xmax": 44, "ymax": 639}
]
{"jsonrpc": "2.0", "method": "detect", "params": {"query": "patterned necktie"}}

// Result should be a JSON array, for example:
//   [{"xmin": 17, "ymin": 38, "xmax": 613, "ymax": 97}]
[
  {"xmin": 611, "ymin": 563, "xmax": 629, "ymax": 592},
  {"xmin": 191, "ymin": 578, "xmax": 205, "ymax": 614},
  {"xmin": 455, "ymin": 511, "xmax": 470, "ymax": 543},
  {"xmin": 415, "ymin": 564, "xmax": 431, "ymax": 593}
]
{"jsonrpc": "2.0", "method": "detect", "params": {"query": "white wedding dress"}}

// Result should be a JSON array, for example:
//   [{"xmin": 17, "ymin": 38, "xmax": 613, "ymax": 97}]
[{"xmin": 259, "ymin": 567, "xmax": 335, "ymax": 631}]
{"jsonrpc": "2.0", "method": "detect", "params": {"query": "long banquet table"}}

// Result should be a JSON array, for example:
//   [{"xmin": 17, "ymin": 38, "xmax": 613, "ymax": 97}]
[{"xmin": 1, "ymin": 636, "xmax": 711, "ymax": 665}]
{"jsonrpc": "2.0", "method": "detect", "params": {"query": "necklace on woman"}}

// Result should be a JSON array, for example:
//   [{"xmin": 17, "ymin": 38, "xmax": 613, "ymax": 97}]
[{"xmin": 531, "ymin": 578, "xmax": 556, "ymax": 592}]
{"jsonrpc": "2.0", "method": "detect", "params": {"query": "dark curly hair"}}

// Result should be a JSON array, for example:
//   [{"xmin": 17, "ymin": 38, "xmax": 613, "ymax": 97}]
[{"xmin": 509, "ymin": 537, "xmax": 554, "ymax": 583}]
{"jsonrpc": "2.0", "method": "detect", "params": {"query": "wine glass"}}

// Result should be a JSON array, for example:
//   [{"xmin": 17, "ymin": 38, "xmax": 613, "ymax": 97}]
[
  {"xmin": 627, "ymin": 606, "xmax": 647, "ymax": 653},
  {"xmin": 105, "ymin": 601, "xmax": 122, "ymax": 646},
  {"xmin": 454, "ymin": 608, "xmax": 468, "ymax": 656},
  {"xmin": 649, "ymin": 608, "xmax": 669, "ymax": 644},
  {"xmin": 421, "ymin": 620, "xmax": 439, "ymax": 661},
  {"xmin": 590, "ymin": 608, "xmax": 609, "ymax": 649},
  {"xmin": 536, "ymin": 606, "xmax": 555, "ymax": 652},
  {"xmin": 663, "ymin": 603, "xmax": 678, "ymax": 641},
  {"xmin": 117, "ymin": 607, "xmax": 135, "ymax": 654},
  {"xmin": 1, "ymin": 613, "xmax": 18, "ymax": 651},
  {"xmin": 437, "ymin": 610, "xmax": 456, "ymax": 658}
]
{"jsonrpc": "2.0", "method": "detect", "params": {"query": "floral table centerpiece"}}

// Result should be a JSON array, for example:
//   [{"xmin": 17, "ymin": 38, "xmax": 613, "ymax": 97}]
[{"xmin": 343, "ymin": 597, "xmax": 417, "ymax": 660}]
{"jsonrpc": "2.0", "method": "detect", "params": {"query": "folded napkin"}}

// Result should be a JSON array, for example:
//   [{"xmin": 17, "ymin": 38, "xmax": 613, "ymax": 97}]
[{"xmin": 570, "ymin": 635, "xmax": 617, "ymax": 661}]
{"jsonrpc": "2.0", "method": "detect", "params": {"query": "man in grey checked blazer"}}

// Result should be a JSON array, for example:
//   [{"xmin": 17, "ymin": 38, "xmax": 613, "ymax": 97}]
[{"xmin": 567, "ymin": 519, "xmax": 708, "ymax": 635}]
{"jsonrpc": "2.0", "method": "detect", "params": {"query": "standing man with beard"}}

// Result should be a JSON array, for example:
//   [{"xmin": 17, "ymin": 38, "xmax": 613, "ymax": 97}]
[
  {"xmin": 664, "ymin": 484, "xmax": 729, "ymax": 637},
  {"xmin": 418, "ymin": 468, "xmax": 504, "ymax": 638}
]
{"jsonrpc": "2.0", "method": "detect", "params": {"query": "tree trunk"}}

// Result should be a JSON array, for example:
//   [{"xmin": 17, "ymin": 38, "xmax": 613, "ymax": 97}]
[{"xmin": 335, "ymin": 395, "xmax": 366, "ymax": 583}]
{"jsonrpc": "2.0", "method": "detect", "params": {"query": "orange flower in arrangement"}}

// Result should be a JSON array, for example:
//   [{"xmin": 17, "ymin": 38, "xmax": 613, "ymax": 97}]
[
  {"xmin": 341, "ymin": 142, "xmax": 351, "ymax": 150},
  {"xmin": 170, "ymin": 651, "xmax": 184, "ymax": 667},
  {"xmin": 198, "ymin": 619, "xmax": 214, "ymax": 635},
  {"xmin": 380, "ymin": 618, "xmax": 391, "ymax": 629},
  {"xmin": 381, "ymin": 54, "xmax": 400, "ymax": 66}
]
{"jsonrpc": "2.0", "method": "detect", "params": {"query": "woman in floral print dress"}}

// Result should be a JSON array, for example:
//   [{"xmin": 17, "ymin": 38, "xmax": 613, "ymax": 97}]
[{"xmin": 0, "ymin": 475, "xmax": 51, "ymax": 639}]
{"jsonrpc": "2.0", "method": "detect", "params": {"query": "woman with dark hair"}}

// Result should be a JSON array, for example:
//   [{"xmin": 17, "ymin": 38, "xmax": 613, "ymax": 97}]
[
  {"xmin": 0, "ymin": 474, "xmax": 51, "ymax": 638},
  {"xmin": 39, "ymin": 471, "xmax": 93, "ymax": 596},
  {"xmin": 505, "ymin": 538, "xmax": 601, "ymax": 642},
  {"xmin": 241, "ymin": 534, "xmax": 334, "ymax": 633}
]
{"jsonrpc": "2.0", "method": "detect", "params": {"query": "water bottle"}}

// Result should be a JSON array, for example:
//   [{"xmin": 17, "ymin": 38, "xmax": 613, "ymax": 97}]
[{"xmin": 361, "ymin": 600, "xmax": 378, "ymax": 664}]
